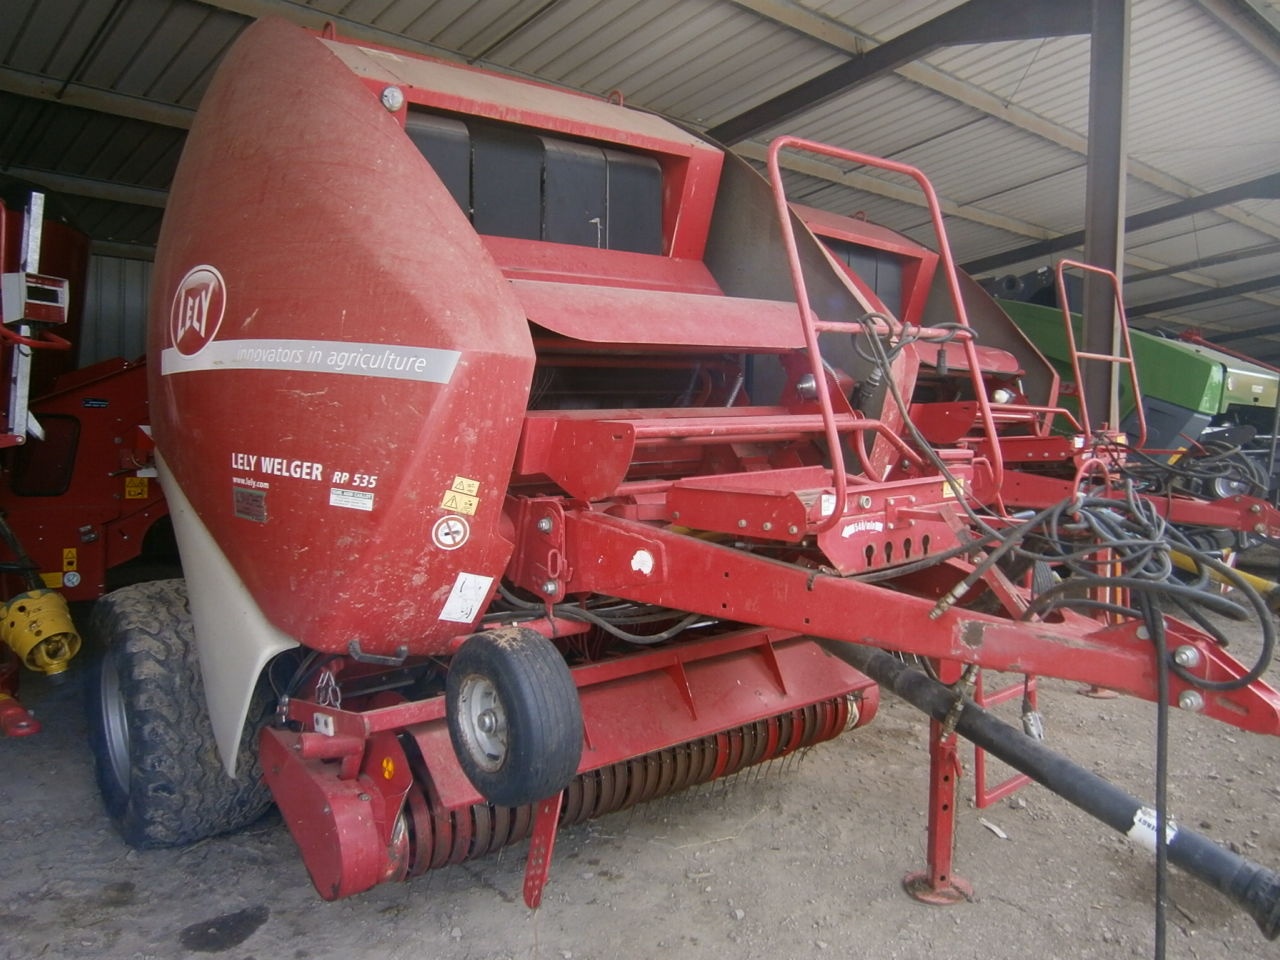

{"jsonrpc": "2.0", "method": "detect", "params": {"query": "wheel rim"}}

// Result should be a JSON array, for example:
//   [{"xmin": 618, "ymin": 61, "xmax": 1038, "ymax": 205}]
[
  {"xmin": 456, "ymin": 674, "xmax": 507, "ymax": 773},
  {"xmin": 99, "ymin": 654, "xmax": 131, "ymax": 793},
  {"xmin": 1211, "ymin": 475, "xmax": 1251, "ymax": 499}
]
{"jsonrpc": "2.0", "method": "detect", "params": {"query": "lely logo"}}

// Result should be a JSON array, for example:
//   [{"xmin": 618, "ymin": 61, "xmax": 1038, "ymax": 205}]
[{"xmin": 169, "ymin": 265, "xmax": 226, "ymax": 357}]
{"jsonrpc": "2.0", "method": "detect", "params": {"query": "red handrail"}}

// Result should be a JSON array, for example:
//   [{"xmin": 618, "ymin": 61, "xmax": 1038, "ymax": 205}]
[
  {"xmin": 1053, "ymin": 259, "xmax": 1147, "ymax": 449},
  {"xmin": 765, "ymin": 136, "xmax": 1005, "ymax": 527}
]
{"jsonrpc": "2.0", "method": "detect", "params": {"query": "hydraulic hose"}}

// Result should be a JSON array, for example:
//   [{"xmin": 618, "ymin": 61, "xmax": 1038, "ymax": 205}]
[{"xmin": 816, "ymin": 639, "xmax": 1280, "ymax": 941}]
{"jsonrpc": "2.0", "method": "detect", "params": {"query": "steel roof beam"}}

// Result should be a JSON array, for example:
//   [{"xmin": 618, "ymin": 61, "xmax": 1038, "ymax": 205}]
[
  {"xmin": 706, "ymin": 0, "xmax": 1091, "ymax": 145},
  {"xmin": 1200, "ymin": 0, "xmax": 1280, "ymax": 67},
  {"xmin": 2, "ymin": 167, "xmax": 168, "ymax": 209},
  {"xmin": 1125, "ymin": 241, "xmax": 1280, "ymax": 283},
  {"xmin": 961, "ymin": 172, "xmax": 1280, "ymax": 274},
  {"xmin": 1129, "ymin": 275, "xmax": 1280, "ymax": 318},
  {"xmin": 92, "ymin": 240, "xmax": 156, "ymax": 261},
  {"xmin": 0, "ymin": 67, "xmax": 194, "ymax": 129},
  {"xmin": 1210, "ymin": 322, "xmax": 1280, "ymax": 346}
]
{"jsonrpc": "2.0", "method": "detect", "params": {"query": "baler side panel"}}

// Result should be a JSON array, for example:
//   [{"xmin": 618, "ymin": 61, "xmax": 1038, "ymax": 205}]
[
  {"xmin": 702, "ymin": 151, "xmax": 880, "ymax": 419},
  {"xmin": 148, "ymin": 19, "xmax": 536, "ymax": 657}
]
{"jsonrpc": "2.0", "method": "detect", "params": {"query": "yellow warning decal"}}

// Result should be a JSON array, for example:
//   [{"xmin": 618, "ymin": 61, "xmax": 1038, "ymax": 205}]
[
  {"xmin": 942, "ymin": 477, "xmax": 965, "ymax": 500},
  {"xmin": 125, "ymin": 477, "xmax": 149, "ymax": 499},
  {"xmin": 40, "ymin": 572, "xmax": 63, "ymax": 589},
  {"xmin": 441, "ymin": 491, "xmax": 479, "ymax": 516},
  {"xmin": 62, "ymin": 548, "xmax": 78, "ymax": 572},
  {"xmin": 451, "ymin": 476, "xmax": 480, "ymax": 496}
]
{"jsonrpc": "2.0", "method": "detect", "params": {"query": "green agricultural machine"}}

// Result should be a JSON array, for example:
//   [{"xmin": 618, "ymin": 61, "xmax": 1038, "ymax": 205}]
[{"xmin": 1000, "ymin": 298, "xmax": 1280, "ymax": 501}]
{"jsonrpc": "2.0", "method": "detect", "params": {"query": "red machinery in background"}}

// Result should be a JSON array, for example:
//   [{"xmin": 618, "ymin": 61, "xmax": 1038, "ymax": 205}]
[
  {"xmin": 81, "ymin": 18, "xmax": 1280, "ymax": 942},
  {"xmin": 800, "ymin": 204, "xmax": 1280, "ymax": 543},
  {"xmin": 0, "ymin": 190, "xmax": 168, "ymax": 736}
]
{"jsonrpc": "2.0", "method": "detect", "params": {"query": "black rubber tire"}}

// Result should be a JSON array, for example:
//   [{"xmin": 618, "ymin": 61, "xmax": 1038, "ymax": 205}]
[
  {"xmin": 1199, "ymin": 441, "xmax": 1268, "ymax": 500},
  {"xmin": 85, "ymin": 578, "xmax": 273, "ymax": 848},
  {"xmin": 446, "ymin": 627, "xmax": 583, "ymax": 808}
]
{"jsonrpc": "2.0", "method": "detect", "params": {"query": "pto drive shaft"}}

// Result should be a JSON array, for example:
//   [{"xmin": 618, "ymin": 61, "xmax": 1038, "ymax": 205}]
[{"xmin": 817, "ymin": 640, "xmax": 1280, "ymax": 940}]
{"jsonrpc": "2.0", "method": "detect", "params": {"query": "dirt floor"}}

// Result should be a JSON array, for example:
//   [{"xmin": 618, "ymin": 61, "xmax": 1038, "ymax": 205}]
[{"xmin": 3, "ymin": 603, "xmax": 1280, "ymax": 960}]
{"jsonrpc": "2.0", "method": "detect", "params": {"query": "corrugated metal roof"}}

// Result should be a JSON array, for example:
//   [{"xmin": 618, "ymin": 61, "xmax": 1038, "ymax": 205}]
[
  {"xmin": 1, "ymin": 0, "xmax": 1278, "ymax": 355},
  {"xmin": 1129, "ymin": 219, "xmax": 1275, "ymax": 267}
]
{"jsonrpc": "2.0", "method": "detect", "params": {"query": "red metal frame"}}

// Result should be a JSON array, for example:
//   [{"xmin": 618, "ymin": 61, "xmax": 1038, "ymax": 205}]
[
  {"xmin": 809, "ymin": 208, "xmax": 1280, "ymax": 543},
  {"xmin": 1054, "ymin": 259, "xmax": 1148, "ymax": 447},
  {"xmin": 0, "ymin": 649, "xmax": 40, "ymax": 736},
  {"xmin": 268, "ymin": 626, "xmax": 880, "ymax": 899},
  {"xmin": 765, "ymin": 137, "xmax": 1006, "ymax": 520},
  {"xmin": 972, "ymin": 671, "xmax": 1036, "ymax": 808}
]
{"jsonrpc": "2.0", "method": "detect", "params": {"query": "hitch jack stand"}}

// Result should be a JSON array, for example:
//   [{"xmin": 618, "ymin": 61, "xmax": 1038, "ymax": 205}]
[{"xmin": 905, "ymin": 661, "xmax": 973, "ymax": 904}]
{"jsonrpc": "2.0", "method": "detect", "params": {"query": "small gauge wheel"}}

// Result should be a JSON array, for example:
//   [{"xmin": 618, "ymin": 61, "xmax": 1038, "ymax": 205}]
[{"xmin": 446, "ymin": 627, "xmax": 582, "ymax": 808}]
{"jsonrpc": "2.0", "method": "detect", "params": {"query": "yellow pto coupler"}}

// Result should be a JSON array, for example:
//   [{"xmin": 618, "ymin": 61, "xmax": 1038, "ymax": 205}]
[{"xmin": 1, "ymin": 588, "xmax": 82, "ymax": 679}]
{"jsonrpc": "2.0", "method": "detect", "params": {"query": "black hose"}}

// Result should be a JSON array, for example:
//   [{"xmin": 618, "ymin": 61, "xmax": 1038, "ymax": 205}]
[
  {"xmin": 0, "ymin": 513, "xmax": 43, "ymax": 592},
  {"xmin": 816, "ymin": 639, "xmax": 1280, "ymax": 941}
]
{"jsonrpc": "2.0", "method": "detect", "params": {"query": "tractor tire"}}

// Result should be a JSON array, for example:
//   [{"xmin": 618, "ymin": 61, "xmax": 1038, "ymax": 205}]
[
  {"xmin": 446, "ymin": 627, "xmax": 583, "ymax": 808},
  {"xmin": 86, "ymin": 578, "xmax": 273, "ymax": 848}
]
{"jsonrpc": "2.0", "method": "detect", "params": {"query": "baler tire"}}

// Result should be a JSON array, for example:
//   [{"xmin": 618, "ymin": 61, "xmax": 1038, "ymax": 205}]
[
  {"xmin": 85, "ymin": 578, "xmax": 273, "ymax": 848},
  {"xmin": 446, "ymin": 628, "xmax": 583, "ymax": 808}
]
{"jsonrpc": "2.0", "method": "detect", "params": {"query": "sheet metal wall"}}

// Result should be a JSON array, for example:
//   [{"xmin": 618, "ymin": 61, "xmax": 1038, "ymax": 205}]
[{"xmin": 79, "ymin": 254, "xmax": 151, "ymax": 367}]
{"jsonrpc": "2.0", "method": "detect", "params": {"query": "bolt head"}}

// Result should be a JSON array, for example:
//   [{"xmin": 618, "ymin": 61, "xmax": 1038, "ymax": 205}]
[
  {"xmin": 1172, "ymin": 645, "xmax": 1202, "ymax": 668},
  {"xmin": 536, "ymin": 517, "xmax": 554, "ymax": 533},
  {"xmin": 737, "ymin": 519, "xmax": 748, "ymax": 529},
  {"xmin": 380, "ymin": 86, "xmax": 405, "ymax": 111},
  {"xmin": 1177, "ymin": 690, "xmax": 1204, "ymax": 712},
  {"xmin": 788, "ymin": 525, "xmax": 799, "ymax": 535},
  {"xmin": 858, "ymin": 495, "xmax": 873, "ymax": 510},
  {"xmin": 541, "ymin": 579, "xmax": 558, "ymax": 595}
]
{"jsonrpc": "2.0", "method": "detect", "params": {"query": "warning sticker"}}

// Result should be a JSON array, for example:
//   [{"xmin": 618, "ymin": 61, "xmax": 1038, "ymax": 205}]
[
  {"xmin": 330, "ymin": 487, "xmax": 375, "ymax": 512},
  {"xmin": 451, "ymin": 476, "xmax": 480, "ymax": 496},
  {"xmin": 439, "ymin": 572, "xmax": 494, "ymax": 624},
  {"xmin": 62, "ymin": 548, "xmax": 77, "ymax": 572},
  {"xmin": 125, "ymin": 477, "xmax": 149, "ymax": 499},
  {"xmin": 942, "ymin": 477, "xmax": 965, "ymax": 500},
  {"xmin": 440, "ymin": 490, "xmax": 479, "ymax": 516},
  {"xmin": 431, "ymin": 515, "xmax": 470, "ymax": 551}
]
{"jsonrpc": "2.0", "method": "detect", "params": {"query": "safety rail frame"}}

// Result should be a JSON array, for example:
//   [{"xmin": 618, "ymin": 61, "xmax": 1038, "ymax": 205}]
[
  {"xmin": 1053, "ymin": 258, "xmax": 1148, "ymax": 449},
  {"xmin": 766, "ymin": 136, "xmax": 1005, "ymax": 531}
]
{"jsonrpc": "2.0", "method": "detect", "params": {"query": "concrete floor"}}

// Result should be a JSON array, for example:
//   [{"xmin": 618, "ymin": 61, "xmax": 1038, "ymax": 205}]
[{"xmin": 4, "ymin": 636, "xmax": 1280, "ymax": 960}]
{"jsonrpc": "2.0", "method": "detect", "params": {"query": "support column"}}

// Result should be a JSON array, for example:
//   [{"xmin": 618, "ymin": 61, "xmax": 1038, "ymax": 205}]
[{"xmin": 1080, "ymin": 0, "xmax": 1131, "ymax": 432}]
